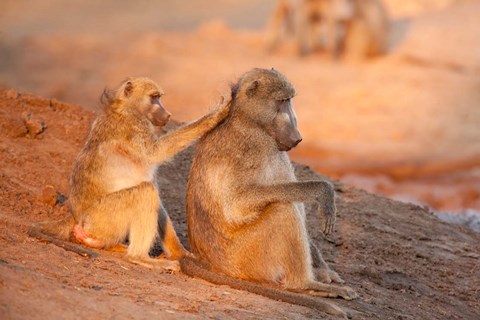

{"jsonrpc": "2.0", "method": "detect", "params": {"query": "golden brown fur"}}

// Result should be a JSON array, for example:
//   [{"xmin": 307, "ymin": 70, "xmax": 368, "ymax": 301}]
[
  {"xmin": 182, "ymin": 68, "xmax": 356, "ymax": 317},
  {"xmin": 30, "ymin": 77, "xmax": 231, "ymax": 269}
]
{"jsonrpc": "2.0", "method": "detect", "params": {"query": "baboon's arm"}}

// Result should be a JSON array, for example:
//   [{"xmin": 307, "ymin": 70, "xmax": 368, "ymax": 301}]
[
  {"xmin": 148, "ymin": 97, "xmax": 231, "ymax": 162},
  {"xmin": 233, "ymin": 180, "xmax": 336, "ymax": 234}
]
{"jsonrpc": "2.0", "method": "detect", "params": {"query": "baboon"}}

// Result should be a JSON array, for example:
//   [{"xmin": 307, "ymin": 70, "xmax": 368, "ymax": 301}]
[
  {"xmin": 338, "ymin": 0, "xmax": 390, "ymax": 60},
  {"xmin": 266, "ymin": 0, "xmax": 389, "ymax": 59},
  {"xmin": 181, "ymin": 68, "xmax": 356, "ymax": 317},
  {"xmin": 29, "ymin": 77, "xmax": 231, "ymax": 270}
]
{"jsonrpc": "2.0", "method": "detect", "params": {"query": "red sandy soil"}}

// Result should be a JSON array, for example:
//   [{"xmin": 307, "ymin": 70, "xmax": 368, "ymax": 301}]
[
  {"xmin": 0, "ymin": 1, "xmax": 479, "ymax": 317},
  {"xmin": 1, "ymin": 88, "xmax": 479, "ymax": 319}
]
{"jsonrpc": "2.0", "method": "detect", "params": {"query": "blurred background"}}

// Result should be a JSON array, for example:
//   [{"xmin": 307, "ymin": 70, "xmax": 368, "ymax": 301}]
[{"xmin": 0, "ymin": 0, "xmax": 479, "ymax": 230}]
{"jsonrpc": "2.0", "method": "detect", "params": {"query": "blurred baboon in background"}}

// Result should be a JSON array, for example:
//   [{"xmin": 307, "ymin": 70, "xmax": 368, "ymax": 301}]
[{"xmin": 266, "ymin": 0, "xmax": 389, "ymax": 60}]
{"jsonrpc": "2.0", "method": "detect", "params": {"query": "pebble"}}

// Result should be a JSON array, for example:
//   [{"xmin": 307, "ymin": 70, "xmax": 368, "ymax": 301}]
[
  {"xmin": 5, "ymin": 89, "xmax": 18, "ymax": 99},
  {"xmin": 39, "ymin": 185, "xmax": 58, "ymax": 206},
  {"xmin": 22, "ymin": 112, "xmax": 46, "ymax": 138}
]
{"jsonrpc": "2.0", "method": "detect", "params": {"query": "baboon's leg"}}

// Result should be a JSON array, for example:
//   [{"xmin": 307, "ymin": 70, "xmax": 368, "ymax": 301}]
[
  {"xmin": 310, "ymin": 241, "xmax": 344, "ymax": 283},
  {"xmin": 266, "ymin": 0, "xmax": 290, "ymax": 51},
  {"xmin": 295, "ymin": 10, "xmax": 314, "ymax": 55},
  {"xmin": 344, "ymin": 19, "xmax": 370, "ymax": 61},
  {"xmin": 323, "ymin": 16, "xmax": 341, "ymax": 58},
  {"xmin": 125, "ymin": 183, "xmax": 158, "ymax": 257},
  {"xmin": 157, "ymin": 203, "xmax": 188, "ymax": 260},
  {"xmin": 81, "ymin": 182, "xmax": 179, "ymax": 271},
  {"xmin": 310, "ymin": 20, "xmax": 324, "ymax": 51}
]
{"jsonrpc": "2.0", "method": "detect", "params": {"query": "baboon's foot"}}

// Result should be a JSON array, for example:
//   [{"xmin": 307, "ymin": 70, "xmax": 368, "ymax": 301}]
[
  {"xmin": 127, "ymin": 256, "xmax": 180, "ymax": 272},
  {"xmin": 316, "ymin": 267, "xmax": 345, "ymax": 284},
  {"xmin": 166, "ymin": 246, "xmax": 190, "ymax": 261},
  {"xmin": 109, "ymin": 244, "xmax": 128, "ymax": 253},
  {"xmin": 153, "ymin": 257, "xmax": 180, "ymax": 271},
  {"xmin": 335, "ymin": 285, "xmax": 357, "ymax": 300}
]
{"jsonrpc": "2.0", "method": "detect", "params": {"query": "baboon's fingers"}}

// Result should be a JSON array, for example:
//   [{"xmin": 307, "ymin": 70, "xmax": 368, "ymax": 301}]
[
  {"xmin": 213, "ymin": 94, "xmax": 232, "ymax": 110},
  {"xmin": 323, "ymin": 214, "xmax": 336, "ymax": 235},
  {"xmin": 211, "ymin": 95, "xmax": 233, "ymax": 122},
  {"xmin": 339, "ymin": 286, "xmax": 358, "ymax": 300},
  {"xmin": 328, "ymin": 269, "xmax": 345, "ymax": 284}
]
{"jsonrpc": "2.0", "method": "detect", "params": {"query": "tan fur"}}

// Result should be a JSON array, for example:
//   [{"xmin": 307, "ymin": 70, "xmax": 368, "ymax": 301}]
[
  {"xmin": 183, "ymin": 68, "xmax": 356, "ymax": 317},
  {"xmin": 29, "ymin": 77, "xmax": 231, "ymax": 270},
  {"xmin": 266, "ymin": 0, "xmax": 389, "ymax": 59}
]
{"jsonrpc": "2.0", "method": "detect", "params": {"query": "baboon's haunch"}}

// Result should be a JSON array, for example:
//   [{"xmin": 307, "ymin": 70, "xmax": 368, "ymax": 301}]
[
  {"xmin": 183, "ymin": 68, "xmax": 356, "ymax": 317},
  {"xmin": 30, "ymin": 77, "xmax": 231, "ymax": 269}
]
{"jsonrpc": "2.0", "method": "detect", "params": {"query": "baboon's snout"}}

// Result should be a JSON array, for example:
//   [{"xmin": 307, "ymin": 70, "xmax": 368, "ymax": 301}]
[
  {"xmin": 290, "ymin": 131, "xmax": 302, "ymax": 148},
  {"xmin": 292, "ymin": 136, "xmax": 302, "ymax": 148},
  {"xmin": 277, "ymin": 129, "xmax": 302, "ymax": 151}
]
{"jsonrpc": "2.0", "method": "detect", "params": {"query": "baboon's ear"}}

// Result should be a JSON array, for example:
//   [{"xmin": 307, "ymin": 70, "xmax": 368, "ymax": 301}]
[
  {"xmin": 124, "ymin": 81, "xmax": 134, "ymax": 97},
  {"xmin": 246, "ymin": 80, "xmax": 259, "ymax": 98}
]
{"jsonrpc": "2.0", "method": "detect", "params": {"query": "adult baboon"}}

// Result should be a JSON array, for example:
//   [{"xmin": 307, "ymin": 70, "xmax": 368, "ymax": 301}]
[
  {"xmin": 29, "ymin": 77, "xmax": 230, "ymax": 269},
  {"xmin": 182, "ymin": 68, "xmax": 356, "ymax": 317}
]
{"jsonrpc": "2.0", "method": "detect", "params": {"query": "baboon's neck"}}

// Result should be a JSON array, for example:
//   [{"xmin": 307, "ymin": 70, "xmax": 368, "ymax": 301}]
[{"xmin": 226, "ymin": 113, "xmax": 277, "ymax": 156}]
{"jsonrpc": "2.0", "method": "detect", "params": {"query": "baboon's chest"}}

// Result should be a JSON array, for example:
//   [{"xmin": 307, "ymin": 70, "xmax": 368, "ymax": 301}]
[
  {"xmin": 102, "ymin": 151, "xmax": 155, "ymax": 193},
  {"xmin": 257, "ymin": 154, "xmax": 295, "ymax": 184}
]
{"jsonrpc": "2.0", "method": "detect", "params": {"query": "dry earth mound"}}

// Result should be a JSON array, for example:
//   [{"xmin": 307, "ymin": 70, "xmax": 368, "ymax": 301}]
[{"xmin": 0, "ymin": 89, "xmax": 479, "ymax": 319}]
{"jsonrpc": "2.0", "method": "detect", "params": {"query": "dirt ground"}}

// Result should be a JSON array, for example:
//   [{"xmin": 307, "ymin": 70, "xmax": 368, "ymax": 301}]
[
  {"xmin": 1, "ymin": 88, "xmax": 479, "ymax": 319},
  {"xmin": 0, "ymin": 1, "xmax": 479, "ymax": 319}
]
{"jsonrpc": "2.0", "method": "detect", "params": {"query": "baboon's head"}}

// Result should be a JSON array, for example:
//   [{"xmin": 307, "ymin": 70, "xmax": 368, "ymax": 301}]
[
  {"xmin": 232, "ymin": 68, "xmax": 302, "ymax": 151},
  {"xmin": 102, "ymin": 77, "xmax": 171, "ymax": 127}
]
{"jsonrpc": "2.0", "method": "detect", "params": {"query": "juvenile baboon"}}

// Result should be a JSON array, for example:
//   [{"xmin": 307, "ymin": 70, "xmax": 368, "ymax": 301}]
[
  {"xmin": 30, "ymin": 77, "xmax": 231, "ymax": 269},
  {"xmin": 182, "ymin": 68, "xmax": 356, "ymax": 317},
  {"xmin": 266, "ymin": 0, "xmax": 389, "ymax": 59}
]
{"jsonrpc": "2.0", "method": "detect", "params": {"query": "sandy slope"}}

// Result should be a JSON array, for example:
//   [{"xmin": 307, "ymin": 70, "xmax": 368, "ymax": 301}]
[{"xmin": 0, "ymin": 89, "xmax": 479, "ymax": 319}]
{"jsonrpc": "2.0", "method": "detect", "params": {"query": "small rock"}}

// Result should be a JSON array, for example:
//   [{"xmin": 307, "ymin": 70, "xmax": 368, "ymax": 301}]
[
  {"xmin": 39, "ymin": 185, "xmax": 58, "ymax": 206},
  {"xmin": 22, "ymin": 112, "xmax": 46, "ymax": 138},
  {"xmin": 50, "ymin": 98, "xmax": 61, "ymax": 111},
  {"xmin": 5, "ymin": 89, "xmax": 18, "ymax": 99}
]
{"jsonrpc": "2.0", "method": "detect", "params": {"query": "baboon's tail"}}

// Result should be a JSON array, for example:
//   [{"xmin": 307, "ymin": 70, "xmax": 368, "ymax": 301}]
[
  {"xmin": 28, "ymin": 216, "xmax": 99, "ymax": 258},
  {"xmin": 179, "ymin": 256, "xmax": 348, "ymax": 318}
]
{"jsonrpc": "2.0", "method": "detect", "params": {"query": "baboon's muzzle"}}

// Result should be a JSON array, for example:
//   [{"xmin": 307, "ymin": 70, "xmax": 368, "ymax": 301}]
[{"xmin": 277, "ymin": 128, "xmax": 302, "ymax": 151}]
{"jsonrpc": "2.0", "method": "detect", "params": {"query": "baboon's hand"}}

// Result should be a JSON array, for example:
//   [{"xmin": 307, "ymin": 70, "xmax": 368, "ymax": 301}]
[
  {"xmin": 211, "ymin": 95, "xmax": 232, "ymax": 123},
  {"xmin": 323, "ymin": 207, "xmax": 336, "ymax": 236},
  {"xmin": 318, "ymin": 181, "xmax": 336, "ymax": 235}
]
